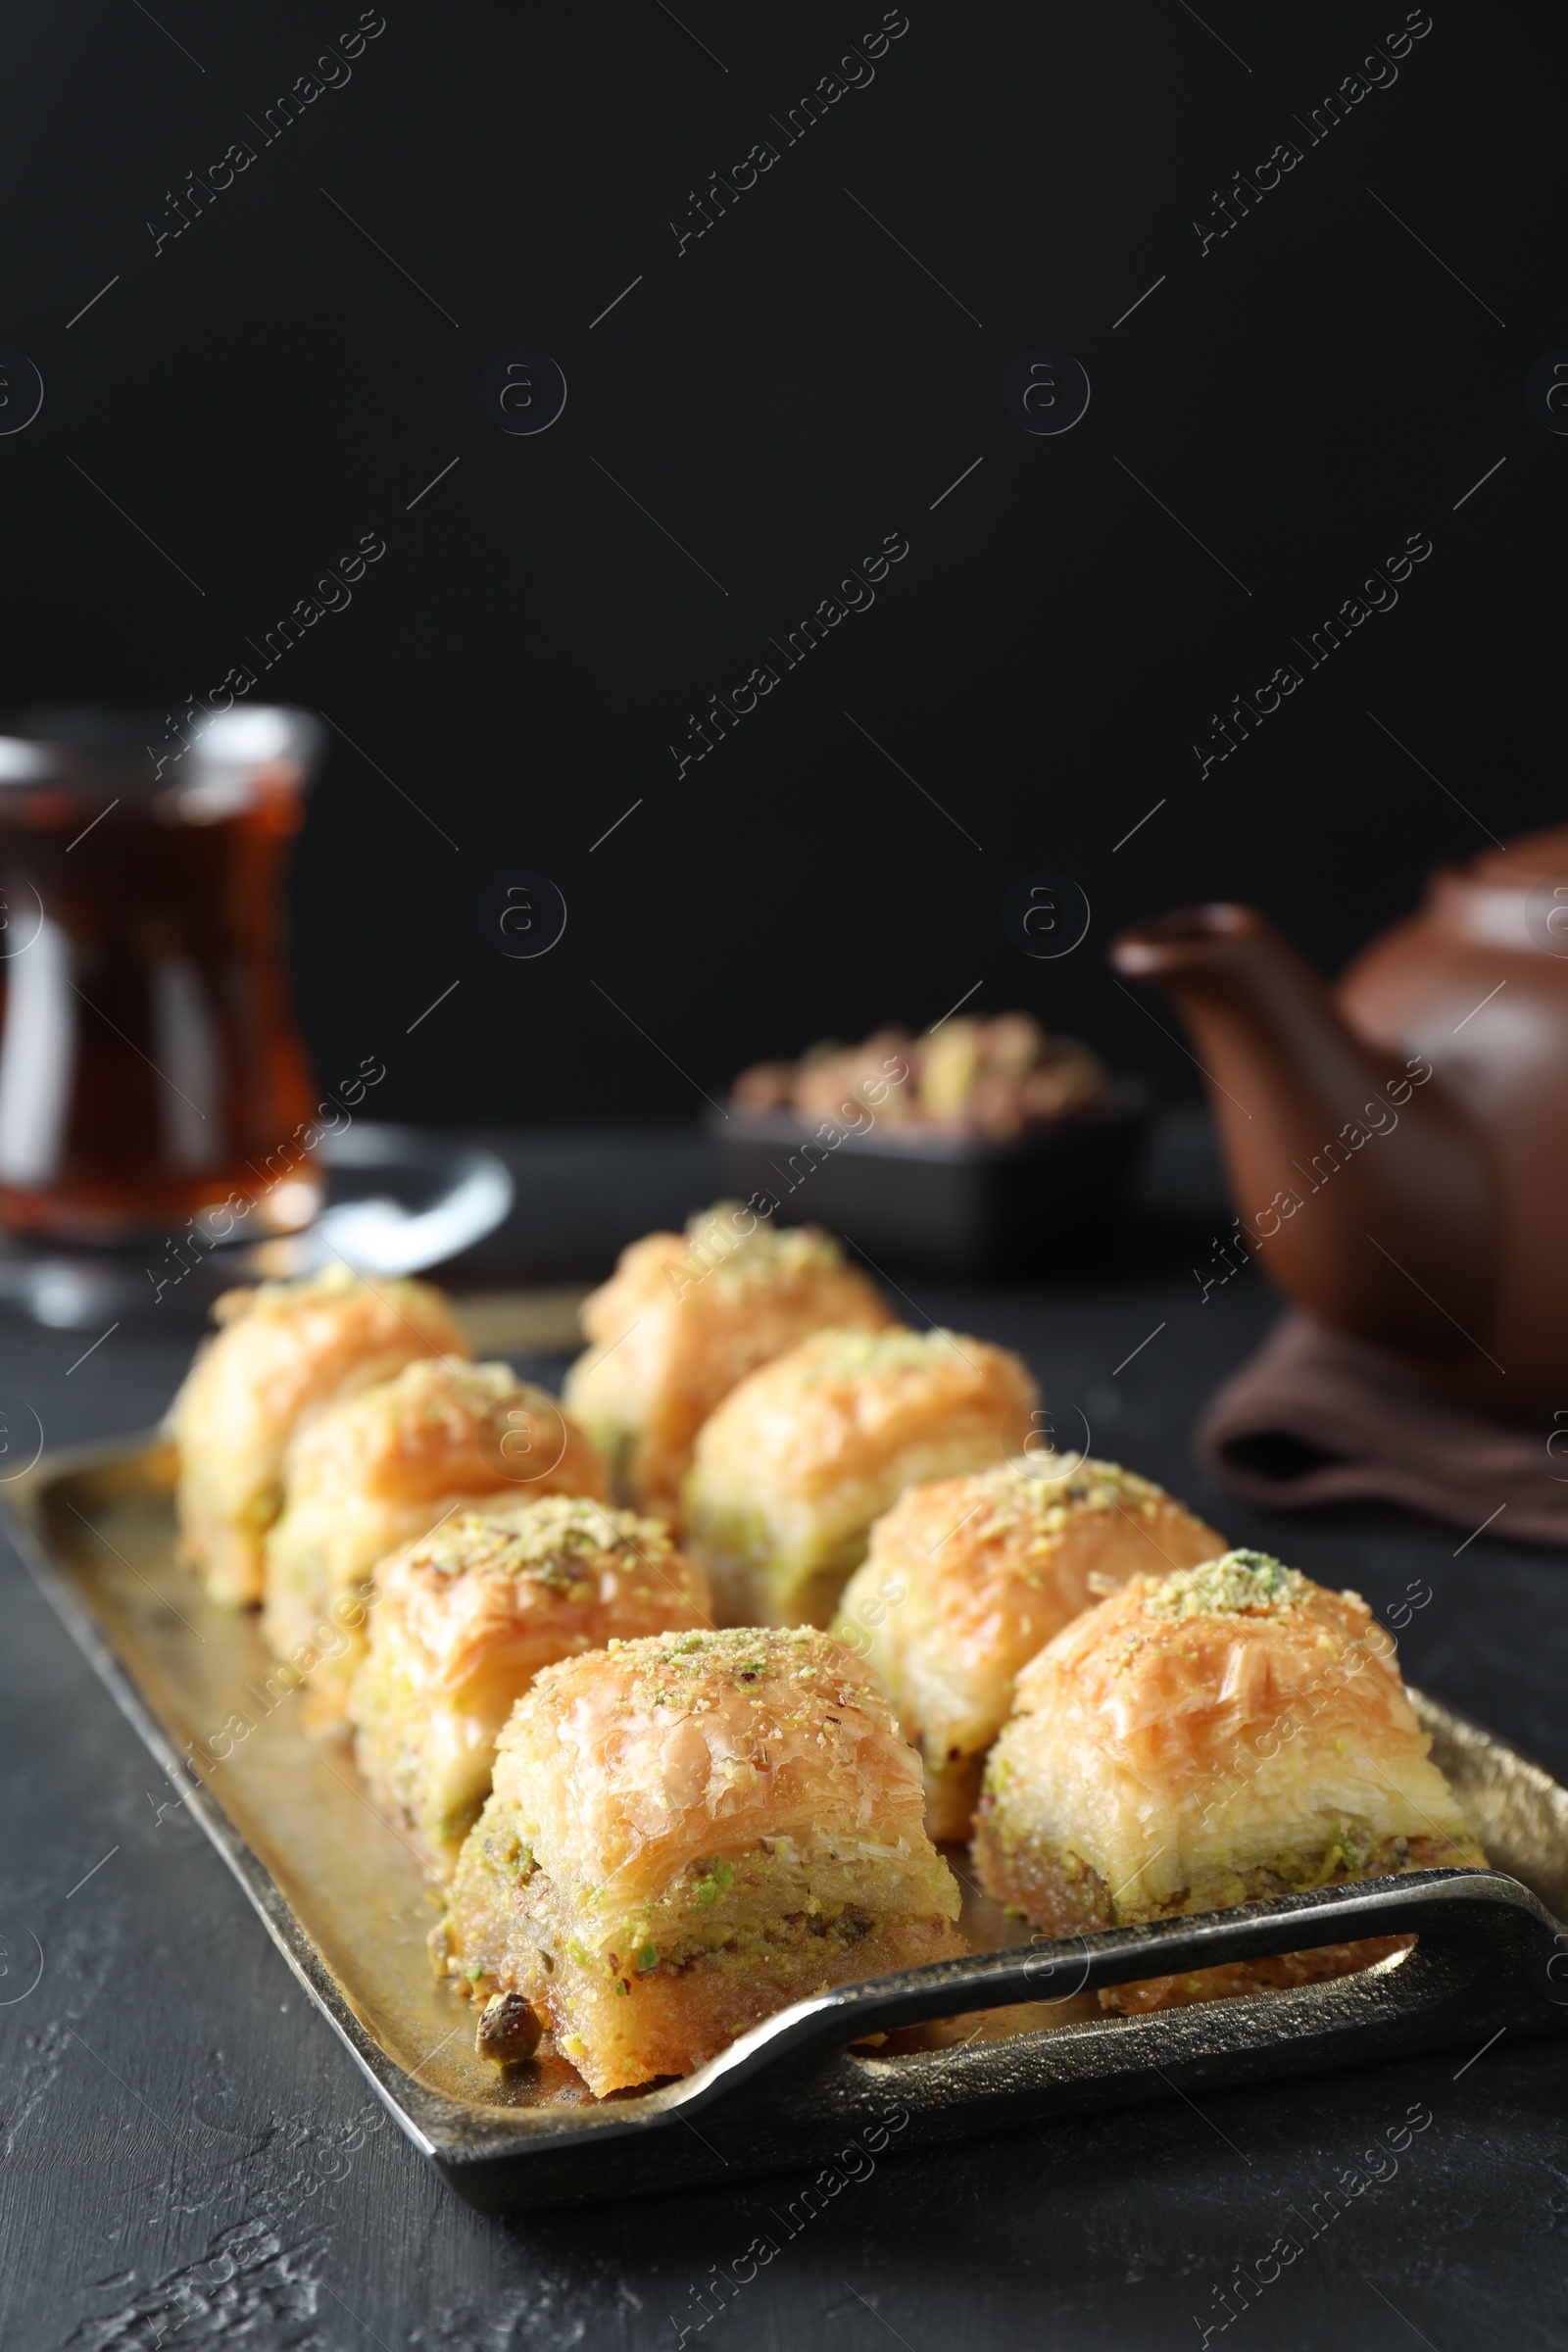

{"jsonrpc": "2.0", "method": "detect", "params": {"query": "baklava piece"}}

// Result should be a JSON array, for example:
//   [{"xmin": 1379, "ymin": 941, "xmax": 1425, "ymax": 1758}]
[
  {"xmin": 837, "ymin": 1458, "xmax": 1226, "ymax": 1838},
  {"xmin": 973, "ymin": 1549, "xmax": 1487, "ymax": 2012},
  {"xmin": 681, "ymin": 1326, "xmax": 1037, "ymax": 1628},
  {"xmin": 562, "ymin": 1202, "xmax": 893, "ymax": 1512},
  {"xmin": 436, "ymin": 1626, "xmax": 964, "ymax": 2092},
  {"xmin": 171, "ymin": 1264, "xmax": 468, "ymax": 1606},
  {"xmin": 349, "ymin": 1498, "xmax": 710, "ymax": 1875},
  {"xmin": 262, "ymin": 1357, "xmax": 607, "ymax": 1717}
]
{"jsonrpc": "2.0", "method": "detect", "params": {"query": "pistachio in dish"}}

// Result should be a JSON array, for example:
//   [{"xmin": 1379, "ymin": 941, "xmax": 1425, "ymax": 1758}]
[{"xmin": 735, "ymin": 1011, "xmax": 1107, "ymax": 1146}]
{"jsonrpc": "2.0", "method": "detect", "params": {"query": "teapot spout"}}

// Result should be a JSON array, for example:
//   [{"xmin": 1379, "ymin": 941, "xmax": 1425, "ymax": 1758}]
[{"xmin": 1111, "ymin": 905, "xmax": 1496, "ymax": 1362}]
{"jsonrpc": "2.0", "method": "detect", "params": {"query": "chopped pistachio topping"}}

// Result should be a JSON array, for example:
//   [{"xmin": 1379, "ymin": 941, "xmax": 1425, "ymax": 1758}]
[
  {"xmin": 242, "ymin": 1259, "xmax": 366, "ymax": 1310},
  {"xmin": 1144, "ymin": 1547, "xmax": 1305, "ymax": 1620},
  {"xmin": 960, "ymin": 1455, "xmax": 1164, "ymax": 1545},
  {"xmin": 795, "ymin": 1326, "xmax": 967, "ymax": 1380},
  {"xmin": 537, "ymin": 1627, "xmax": 879, "ymax": 1751},
  {"xmin": 412, "ymin": 1494, "xmax": 671, "ymax": 1590},
  {"xmin": 678, "ymin": 1201, "xmax": 844, "ymax": 1287},
  {"xmin": 616, "ymin": 1625, "xmax": 817, "ymax": 1685}
]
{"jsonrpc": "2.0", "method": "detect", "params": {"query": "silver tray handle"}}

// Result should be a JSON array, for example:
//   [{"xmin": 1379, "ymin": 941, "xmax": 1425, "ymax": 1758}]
[{"xmin": 665, "ymin": 1869, "xmax": 1565, "ymax": 2137}]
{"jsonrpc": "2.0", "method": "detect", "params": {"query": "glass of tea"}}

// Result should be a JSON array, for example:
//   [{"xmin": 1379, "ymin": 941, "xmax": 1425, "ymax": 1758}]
[{"xmin": 0, "ymin": 707, "xmax": 324, "ymax": 1247}]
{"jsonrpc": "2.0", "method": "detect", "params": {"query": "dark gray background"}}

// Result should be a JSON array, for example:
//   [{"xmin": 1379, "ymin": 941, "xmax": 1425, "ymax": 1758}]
[
  {"xmin": 3, "ymin": 1122, "xmax": 1566, "ymax": 2350},
  {"xmin": 2, "ymin": 0, "xmax": 1559, "ymax": 1122},
  {"xmin": 4, "ymin": 1, "xmax": 1566, "ymax": 2341}
]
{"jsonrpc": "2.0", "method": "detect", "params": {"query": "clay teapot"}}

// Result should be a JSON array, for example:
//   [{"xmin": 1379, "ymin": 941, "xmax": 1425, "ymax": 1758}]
[{"xmin": 1110, "ymin": 826, "xmax": 1568, "ymax": 1418}]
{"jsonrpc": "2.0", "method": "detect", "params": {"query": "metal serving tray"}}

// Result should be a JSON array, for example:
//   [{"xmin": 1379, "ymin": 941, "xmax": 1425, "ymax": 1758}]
[{"xmin": 8, "ymin": 1435, "xmax": 1568, "ymax": 2214}]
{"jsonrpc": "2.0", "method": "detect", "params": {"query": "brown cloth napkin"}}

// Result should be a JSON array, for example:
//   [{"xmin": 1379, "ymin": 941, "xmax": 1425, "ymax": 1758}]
[{"xmin": 1197, "ymin": 1312, "xmax": 1568, "ymax": 1548}]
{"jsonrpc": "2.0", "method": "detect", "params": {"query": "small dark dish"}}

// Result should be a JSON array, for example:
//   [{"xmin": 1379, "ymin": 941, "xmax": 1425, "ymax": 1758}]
[{"xmin": 707, "ymin": 1079, "xmax": 1151, "ymax": 1277}]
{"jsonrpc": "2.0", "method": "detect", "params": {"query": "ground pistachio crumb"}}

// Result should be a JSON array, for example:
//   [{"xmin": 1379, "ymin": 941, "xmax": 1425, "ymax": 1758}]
[{"xmin": 1144, "ymin": 1547, "xmax": 1305, "ymax": 1620}]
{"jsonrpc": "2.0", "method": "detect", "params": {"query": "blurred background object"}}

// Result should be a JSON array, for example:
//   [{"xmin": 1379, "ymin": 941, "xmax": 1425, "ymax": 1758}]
[
  {"xmin": 0, "ymin": 709, "xmax": 516, "ymax": 1326},
  {"xmin": 718, "ymin": 1012, "xmax": 1147, "ymax": 1274},
  {"xmin": 0, "ymin": 1114, "xmax": 515, "ymax": 1332},
  {"xmin": 1112, "ymin": 825, "xmax": 1568, "ymax": 1416},
  {"xmin": 0, "ymin": 706, "xmax": 322, "ymax": 1244},
  {"xmin": 2, "ymin": 7, "xmax": 1561, "ymax": 1138},
  {"xmin": 734, "ymin": 1011, "xmax": 1107, "ymax": 1141},
  {"xmin": 5, "ymin": 9, "xmax": 1568, "ymax": 2338}
]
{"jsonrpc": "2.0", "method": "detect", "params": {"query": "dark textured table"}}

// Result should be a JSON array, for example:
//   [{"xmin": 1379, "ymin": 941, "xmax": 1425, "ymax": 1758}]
[{"xmin": 3, "ymin": 1122, "xmax": 1566, "ymax": 2352}]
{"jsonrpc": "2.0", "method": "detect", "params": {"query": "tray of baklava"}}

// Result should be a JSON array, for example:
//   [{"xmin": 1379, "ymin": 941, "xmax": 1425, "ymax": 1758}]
[{"xmin": 8, "ymin": 1203, "xmax": 1568, "ymax": 2212}]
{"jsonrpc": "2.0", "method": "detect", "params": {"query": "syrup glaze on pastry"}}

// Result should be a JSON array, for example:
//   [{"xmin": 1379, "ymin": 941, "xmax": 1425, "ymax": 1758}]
[
  {"xmin": 680, "ymin": 1325, "xmax": 1038, "ymax": 1629},
  {"xmin": 349, "ymin": 1498, "xmax": 710, "ymax": 1874},
  {"xmin": 973, "ymin": 1548, "xmax": 1486, "ymax": 2012},
  {"xmin": 563, "ymin": 1202, "xmax": 893, "ymax": 1513},
  {"xmin": 262, "ymin": 1357, "xmax": 606, "ymax": 1718},
  {"xmin": 434, "ymin": 1626, "xmax": 964, "ymax": 2093},
  {"xmin": 172, "ymin": 1265, "xmax": 468, "ymax": 1606},
  {"xmin": 837, "ymin": 1456, "xmax": 1226, "ymax": 1838}
]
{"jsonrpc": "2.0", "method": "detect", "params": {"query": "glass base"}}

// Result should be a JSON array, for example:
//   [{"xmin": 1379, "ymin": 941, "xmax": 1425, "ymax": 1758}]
[
  {"xmin": 0, "ymin": 1127, "xmax": 513, "ymax": 1328},
  {"xmin": 0, "ymin": 1168, "xmax": 325, "ymax": 1250}
]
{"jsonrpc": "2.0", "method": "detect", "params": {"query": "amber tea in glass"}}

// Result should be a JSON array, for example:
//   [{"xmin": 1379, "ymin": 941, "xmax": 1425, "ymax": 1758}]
[{"xmin": 0, "ymin": 708, "xmax": 324, "ymax": 1246}]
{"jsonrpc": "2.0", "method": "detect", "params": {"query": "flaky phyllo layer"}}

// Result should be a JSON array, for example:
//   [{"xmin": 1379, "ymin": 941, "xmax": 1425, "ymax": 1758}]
[
  {"xmin": 172, "ymin": 1262, "xmax": 468, "ymax": 1607},
  {"xmin": 348, "ymin": 1498, "xmax": 710, "ymax": 1871},
  {"xmin": 436, "ymin": 1626, "xmax": 963, "ymax": 2090},
  {"xmin": 680, "ymin": 1325, "xmax": 1038, "ymax": 1626},
  {"xmin": 562, "ymin": 1202, "xmax": 893, "ymax": 1513},
  {"xmin": 483, "ymin": 1624, "xmax": 956, "ymax": 1936},
  {"xmin": 261, "ymin": 1355, "xmax": 606, "ymax": 1714},
  {"xmin": 977, "ymin": 1550, "xmax": 1484, "ymax": 1923},
  {"xmin": 447, "ymin": 1805, "xmax": 942, "ymax": 1976},
  {"xmin": 835, "ymin": 1455, "xmax": 1226, "ymax": 1835}
]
